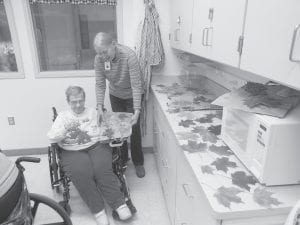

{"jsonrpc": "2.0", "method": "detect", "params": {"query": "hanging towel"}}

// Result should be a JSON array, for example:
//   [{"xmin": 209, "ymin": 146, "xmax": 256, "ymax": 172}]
[{"xmin": 136, "ymin": 0, "xmax": 164, "ymax": 135}]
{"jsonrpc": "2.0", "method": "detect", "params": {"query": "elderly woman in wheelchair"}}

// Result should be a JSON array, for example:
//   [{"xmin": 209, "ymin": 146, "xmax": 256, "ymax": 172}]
[{"xmin": 47, "ymin": 86, "xmax": 132, "ymax": 225}]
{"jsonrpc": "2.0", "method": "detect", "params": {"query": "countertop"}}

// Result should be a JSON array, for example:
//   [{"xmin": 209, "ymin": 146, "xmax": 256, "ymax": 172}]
[{"xmin": 151, "ymin": 75, "xmax": 300, "ymax": 220}]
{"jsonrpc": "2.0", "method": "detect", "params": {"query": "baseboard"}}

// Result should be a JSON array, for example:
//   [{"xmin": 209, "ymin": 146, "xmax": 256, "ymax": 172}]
[{"xmin": 2, "ymin": 147, "xmax": 48, "ymax": 156}]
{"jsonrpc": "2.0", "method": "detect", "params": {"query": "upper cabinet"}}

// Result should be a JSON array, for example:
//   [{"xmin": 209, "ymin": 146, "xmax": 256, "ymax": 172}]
[
  {"xmin": 170, "ymin": 0, "xmax": 300, "ymax": 90},
  {"xmin": 208, "ymin": 0, "xmax": 247, "ymax": 66},
  {"xmin": 170, "ymin": 0, "xmax": 194, "ymax": 52},
  {"xmin": 240, "ymin": 0, "xmax": 300, "ymax": 90},
  {"xmin": 170, "ymin": 0, "xmax": 247, "ymax": 67}
]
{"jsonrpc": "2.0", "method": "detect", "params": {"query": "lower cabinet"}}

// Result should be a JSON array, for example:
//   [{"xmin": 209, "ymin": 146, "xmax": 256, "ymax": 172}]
[
  {"xmin": 153, "ymin": 99, "xmax": 177, "ymax": 225},
  {"xmin": 175, "ymin": 147, "xmax": 220, "ymax": 225}
]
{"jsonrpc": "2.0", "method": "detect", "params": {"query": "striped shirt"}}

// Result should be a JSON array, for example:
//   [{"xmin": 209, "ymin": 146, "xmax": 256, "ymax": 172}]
[{"xmin": 95, "ymin": 44, "xmax": 144, "ymax": 110}]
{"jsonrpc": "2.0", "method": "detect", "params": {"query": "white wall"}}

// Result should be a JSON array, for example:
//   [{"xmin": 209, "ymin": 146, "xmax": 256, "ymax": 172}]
[{"xmin": 0, "ymin": 0, "xmax": 180, "ymax": 150}]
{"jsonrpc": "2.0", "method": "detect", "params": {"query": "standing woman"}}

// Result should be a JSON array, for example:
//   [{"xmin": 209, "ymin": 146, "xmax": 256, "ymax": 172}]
[{"xmin": 94, "ymin": 32, "xmax": 145, "ymax": 178}]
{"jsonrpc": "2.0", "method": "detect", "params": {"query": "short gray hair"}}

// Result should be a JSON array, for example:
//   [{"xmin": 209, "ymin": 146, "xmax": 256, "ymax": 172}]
[
  {"xmin": 93, "ymin": 32, "xmax": 115, "ymax": 50},
  {"xmin": 65, "ymin": 86, "xmax": 85, "ymax": 102}
]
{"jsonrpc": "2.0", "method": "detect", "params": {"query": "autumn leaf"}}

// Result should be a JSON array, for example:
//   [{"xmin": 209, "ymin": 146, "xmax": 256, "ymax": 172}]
[
  {"xmin": 214, "ymin": 186, "xmax": 244, "ymax": 208},
  {"xmin": 209, "ymin": 145, "xmax": 233, "ymax": 156},
  {"xmin": 178, "ymin": 119, "xmax": 196, "ymax": 128},
  {"xmin": 201, "ymin": 165, "xmax": 214, "ymax": 174},
  {"xmin": 231, "ymin": 171, "xmax": 257, "ymax": 191},
  {"xmin": 214, "ymin": 110, "xmax": 223, "ymax": 119},
  {"xmin": 167, "ymin": 107, "xmax": 180, "ymax": 113},
  {"xmin": 176, "ymin": 132, "xmax": 199, "ymax": 141},
  {"xmin": 211, "ymin": 157, "xmax": 237, "ymax": 173},
  {"xmin": 192, "ymin": 126, "xmax": 218, "ymax": 144},
  {"xmin": 208, "ymin": 125, "xmax": 221, "ymax": 136},
  {"xmin": 195, "ymin": 113, "xmax": 216, "ymax": 123},
  {"xmin": 177, "ymin": 111, "xmax": 197, "ymax": 120},
  {"xmin": 181, "ymin": 140, "xmax": 208, "ymax": 153},
  {"xmin": 102, "ymin": 128, "xmax": 114, "ymax": 139},
  {"xmin": 253, "ymin": 187, "xmax": 282, "ymax": 208}
]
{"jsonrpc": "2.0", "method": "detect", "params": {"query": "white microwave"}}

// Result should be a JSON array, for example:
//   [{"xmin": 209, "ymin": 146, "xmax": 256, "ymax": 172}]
[{"xmin": 221, "ymin": 106, "xmax": 300, "ymax": 186}]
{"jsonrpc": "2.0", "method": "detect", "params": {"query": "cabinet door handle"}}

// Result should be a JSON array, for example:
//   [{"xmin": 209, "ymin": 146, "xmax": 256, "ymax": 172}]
[
  {"xmin": 174, "ymin": 28, "xmax": 180, "ymax": 42},
  {"xmin": 202, "ymin": 28, "xmax": 208, "ymax": 46},
  {"xmin": 289, "ymin": 24, "xmax": 300, "ymax": 62},
  {"xmin": 182, "ymin": 183, "xmax": 193, "ymax": 198},
  {"xmin": 206, "ymin": 27, "xmax": 213, "ymax": 46}
]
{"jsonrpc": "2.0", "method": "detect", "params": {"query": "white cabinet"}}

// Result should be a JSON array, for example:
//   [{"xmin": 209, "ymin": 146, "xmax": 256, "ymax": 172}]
[
  {"xmin": 208, "ymin": 0, "xmax": 247, "ymax": 66},
  {"xmin": 175, "ymin": 147, "xmax": 220, "ymax": 225},
  {"xmin": 170, "ymin": 0, "xmax": 194, "ymax": 52},
  {"xmin": 153, "ymin": 97, "xmax": 177, "ymax": 225},
  {"xmin": 240, "ymin": 0, "xmax": 300, "ymax": 90},
  {"xmin": 171, "ymin": 0, "xmax": 247, "ymax": 67}
]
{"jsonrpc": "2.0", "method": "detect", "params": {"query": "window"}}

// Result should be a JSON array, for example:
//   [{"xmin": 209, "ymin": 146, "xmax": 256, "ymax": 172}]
[
  {"xmin": 0, "ymin": 0, "xmax": 23, "ymax": 78},
  {"xmin": 29, "ymin": 2, "xmax": 117, "ymax": 74}
]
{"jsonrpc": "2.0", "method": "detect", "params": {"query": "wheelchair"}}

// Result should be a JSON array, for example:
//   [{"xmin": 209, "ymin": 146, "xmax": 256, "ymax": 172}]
[
  {"xmin": 48, "ymin": 107, "xmax": 137, "ymax": 219},
  {"xmin": 0, "ymin": 152, "xmax": 72, "ymax": 225}
]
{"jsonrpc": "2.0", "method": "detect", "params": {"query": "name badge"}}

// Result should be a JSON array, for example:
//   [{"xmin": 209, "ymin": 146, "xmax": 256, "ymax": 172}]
[{"xmin": 104, "ymin": 61, "xmax": 111, "ymax": 71}]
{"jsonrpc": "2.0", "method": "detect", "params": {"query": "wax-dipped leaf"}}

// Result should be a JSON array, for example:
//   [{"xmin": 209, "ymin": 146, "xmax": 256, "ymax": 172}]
[
  {"xmin": 231, "ymin": 171, "xmax": 257, "ymax": 191},
  {"xmin": 192, "ymin": 126, "xmax": 218, "ymax": 144},
  {"xmin": 181, "ymin": 140, "xmax": 208, "ymax": 153},
  {"xmin": 195, "ymin": 113, "xmax": 216, "ymax": 123},
  {"xmin": 253, "ymin": 187, "xmax": 282, "ymax": 208},
  {"xmin": 167, "ymin": 107, "xmax": 180, "ymax": 113},
  {"xmin": 211, "ymin": 157, "xmax": 237, "ymax": 173},
  {"xmin": 178, "ymin": 119, "xmax": 196, "ymax": 128},
  {"xmin": 177, "ymin": 111, "xmax": 197, "ymax": 120},
  {"xmin": 209, "ymin": 145, "xmax": 233, "ymax": 156},
  {"xmin": 201, "ymin": 165, "xmax": 214, "ymax": 174},
  {"xmin": 208, "ymin": 125, "xmax": 221, "ymax": 136},
  {"xmin": 214, "ymin": 186, "xmax": 244, "ymax": 208},
  {"xmin": 176, "ymin": 132, "xmax": 199, "ymax": 141}
]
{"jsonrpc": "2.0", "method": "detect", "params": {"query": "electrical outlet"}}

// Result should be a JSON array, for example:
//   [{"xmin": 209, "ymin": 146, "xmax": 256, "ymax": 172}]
[{"xmin": 8, "ymin": 117, "xmax": 15, "ymax": 125}]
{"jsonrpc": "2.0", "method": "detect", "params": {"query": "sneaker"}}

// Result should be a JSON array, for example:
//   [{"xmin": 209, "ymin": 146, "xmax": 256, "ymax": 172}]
[
  {"xmin": 135, "ymin": 165, "xmax": 145, "ymax": 178},
  {"xmin": 95, "ymin": 209, "xmax": 109, "ymax": 225},
  {"xmin": 116, "ymin": 204, "xmax": 132, "ymax": 220}
]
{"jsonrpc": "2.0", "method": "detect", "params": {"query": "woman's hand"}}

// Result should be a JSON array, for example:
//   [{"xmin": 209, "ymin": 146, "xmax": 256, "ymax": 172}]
[{"xmin": 131, "ymin": 109, "xmax": 140, "ymax": 126}]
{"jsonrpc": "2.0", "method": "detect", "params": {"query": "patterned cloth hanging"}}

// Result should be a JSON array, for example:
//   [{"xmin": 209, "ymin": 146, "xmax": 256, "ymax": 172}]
[
  {"xmin": 29, "ymin": 0, "xmax": 117, "ymax": 5},
  {"xmin": 136, "ymin": 0, "xmax": 164, "ymax": 135}
]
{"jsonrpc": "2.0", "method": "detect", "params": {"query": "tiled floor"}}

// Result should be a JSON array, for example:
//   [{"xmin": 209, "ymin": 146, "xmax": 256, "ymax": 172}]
[{"xmin": 11, "ymin": 152, "xmax": 170, "ymax": 225}]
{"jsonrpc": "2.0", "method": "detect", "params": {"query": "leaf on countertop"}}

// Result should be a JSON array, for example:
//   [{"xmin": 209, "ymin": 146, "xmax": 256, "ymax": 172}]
[
  {"xmin": 208, "ymin": 125, "xmax": 222, "ymax": 136},
  {"xmin": 193, "ymin": 95, "xmax": 212, "ymax": 103},
  {"xmin": 177, "ymin": 111, "xmax": 197, "ymax": 120},
  {"xmin": 192, "ymin": 126, "xmax": 218, "ymax": 144},
  {"xmin": 211, "ymin": 157, "xmax": 237, "ymax": 173},
  {"xmin": 253, "ymin": 187, "xmax": 282, "ymax": 208},
  {"xmin": 181, "ymin": 140, "xmax": 208, "ymax": 153},
  {"xmin": 195, "ymin": 113, "xmax": 216, "ymax": 123},
  {"xmin": 214, "ymin": 186, "xmax": 244, "ymax": 208},
  {"xmin": 178, "ymin": 119, "xmax": 196, "ymax": 128},
  {"xmin": 166, "ymin": 107, "xmax": 181, "ymax": 113},
  {"xmin": 231, "ymin": 171, "xmax": 257, "ymax": 191},
  {"xmin": 215, "ymin": 110, "xmax": 223, "ymax": 119},
  {"xmin": 209, "ymin": 145, "xmax": 233, "ymax": 156},
  {"xmin": 176, "ymin": 132, "xmax": 199, "ymax": 141},
  {"xmin": 201, "ymin": 165, "xmax": 214, "ymax": 174}
]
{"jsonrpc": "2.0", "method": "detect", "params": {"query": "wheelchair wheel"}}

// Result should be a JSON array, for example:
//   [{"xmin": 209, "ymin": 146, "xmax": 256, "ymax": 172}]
[
  {"xmin": 30, "ymin": 193, "xmax": 72, "ymax": 225},
  {"xmin": 48, "ymin": 145, "xmax": 60, "ymax": 193}
]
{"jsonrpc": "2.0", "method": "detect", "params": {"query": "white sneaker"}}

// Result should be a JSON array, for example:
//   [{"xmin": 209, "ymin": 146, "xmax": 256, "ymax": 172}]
[
  {"xmin": 95, "ymin": 209, "xmax": 109, "ymax": 225},
  {"xmin": 116, "ymin": 204, "xmax": 132, "ymax": 220}
]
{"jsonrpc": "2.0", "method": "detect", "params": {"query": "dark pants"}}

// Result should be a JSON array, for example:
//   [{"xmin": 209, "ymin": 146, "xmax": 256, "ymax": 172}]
[
  {"xmin": 60, "ymin": 143, "xmax": 124, "ymax": 214},
  {"xmin": 110, "ymin": 94, "xmax": 144, "ymax": 166}
]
